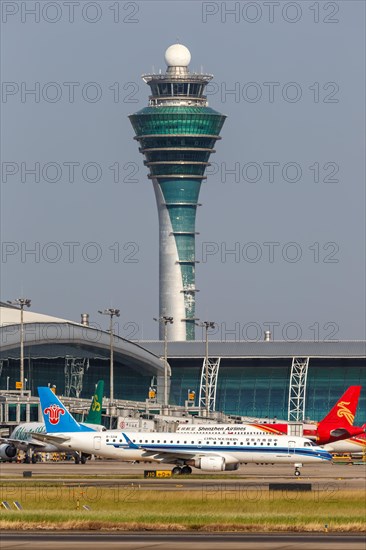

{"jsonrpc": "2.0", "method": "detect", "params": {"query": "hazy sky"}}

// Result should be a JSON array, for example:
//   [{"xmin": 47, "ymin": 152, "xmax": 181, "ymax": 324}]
[{"xmin": 1, "ymin": 1, "xmax": 365, "ymax": 341}]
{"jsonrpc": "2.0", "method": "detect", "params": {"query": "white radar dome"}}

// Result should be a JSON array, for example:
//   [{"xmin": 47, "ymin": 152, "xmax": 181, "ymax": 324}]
[{"xmin": 164, "ymin": 44, "xmax": 191, "ymax": 67}]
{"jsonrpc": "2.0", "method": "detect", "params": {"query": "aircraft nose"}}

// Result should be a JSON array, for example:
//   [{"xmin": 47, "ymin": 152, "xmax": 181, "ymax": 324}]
[{"xmin": 319, "ymin": 451, "xmax": 332, "ymax": 460}]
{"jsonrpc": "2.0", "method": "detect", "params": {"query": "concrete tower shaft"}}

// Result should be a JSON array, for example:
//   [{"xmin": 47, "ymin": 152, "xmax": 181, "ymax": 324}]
[{"xmin": 129, "ymin": 44, "xmax": 225, "ymax": 340}]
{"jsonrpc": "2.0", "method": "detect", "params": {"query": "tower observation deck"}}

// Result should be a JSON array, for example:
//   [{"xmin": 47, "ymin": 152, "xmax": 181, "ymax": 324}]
[{"xmin": 129, "ymin": 44, "xmax": 226, "ymax": 341}]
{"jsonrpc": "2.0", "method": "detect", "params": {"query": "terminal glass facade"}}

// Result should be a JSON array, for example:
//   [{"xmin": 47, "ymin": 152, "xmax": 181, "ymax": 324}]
[
  {"xmin": 0, "ymin": 349, "xmax": 152, "ymax": 403},
  {"xmin": 1, "ymin": 348, "xmax": 365, "ymax": 424},
  {"xmin": 169, "ymin": 358, "xmax": 366, "ymax": 424}
]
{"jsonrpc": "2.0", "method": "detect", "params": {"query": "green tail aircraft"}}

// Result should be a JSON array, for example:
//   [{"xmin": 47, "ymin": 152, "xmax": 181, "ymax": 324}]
[{"xmin": 85, "ymin": 380, "xmax": 104, "ymax": 425}]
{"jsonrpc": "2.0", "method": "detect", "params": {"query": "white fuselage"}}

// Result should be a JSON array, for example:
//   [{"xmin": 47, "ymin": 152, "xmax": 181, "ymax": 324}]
[
  {"xmin": 9, "ymin": 422, "xmax": 59, "ymax": 453},
  {"xmin": 45, "ymin": 430, "xmax": 331, "ymax": 467},
  {"xmin": 7, "ymin": 422, "xmax": 101, "ymax": 453},
  {"xmin": 324, "ymin": 437, "xmax": 366, "ymax": 454}
]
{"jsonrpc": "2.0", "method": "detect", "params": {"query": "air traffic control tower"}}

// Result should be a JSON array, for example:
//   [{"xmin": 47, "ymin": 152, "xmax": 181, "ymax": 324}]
[{"xmin": 129, "ymin": 44, "xmax": 225, "ymax": 341}]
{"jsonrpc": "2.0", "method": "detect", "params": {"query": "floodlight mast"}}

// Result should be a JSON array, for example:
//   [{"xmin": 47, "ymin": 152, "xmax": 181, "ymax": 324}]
[
  {"xmin": 98, "ymin": 308, "xmax": 120, "ymax": 402},
  {"xmin": 7, "ymin": 298, "xmax": 31, "ymax": 396}
]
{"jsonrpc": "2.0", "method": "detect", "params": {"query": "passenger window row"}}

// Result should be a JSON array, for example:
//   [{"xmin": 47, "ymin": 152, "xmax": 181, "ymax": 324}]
[{"xmin": 106, "ymin": 438, "xmax": 278, "ymax": 447}]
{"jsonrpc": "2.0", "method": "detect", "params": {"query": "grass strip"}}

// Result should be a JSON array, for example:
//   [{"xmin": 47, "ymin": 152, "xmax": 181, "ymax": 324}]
[{"xmin": 0, "ymin": 488, "xmax": 364, "ymax": 532}]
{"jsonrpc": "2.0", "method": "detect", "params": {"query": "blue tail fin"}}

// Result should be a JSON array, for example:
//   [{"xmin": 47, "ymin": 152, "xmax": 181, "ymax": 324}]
[{"xmin": 38, "ymin": 387, "xmax": 94, "ymax": 433}]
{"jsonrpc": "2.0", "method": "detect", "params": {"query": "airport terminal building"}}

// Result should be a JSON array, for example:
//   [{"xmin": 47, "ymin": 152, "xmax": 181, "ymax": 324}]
[
  {"xmin": 143, "ymin": 340, "xmax": 366, "ymax": 424},
  {"xmin": 1, "ymin": 303, "xmax": 365, "ymax": 425}
]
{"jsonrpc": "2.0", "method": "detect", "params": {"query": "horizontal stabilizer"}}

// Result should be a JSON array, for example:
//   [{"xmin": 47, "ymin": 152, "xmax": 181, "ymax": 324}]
[
  {"xmin": 31, "ymin": 433, "xmax": 70, "ymax": 445},
  {"xmin": 8, "ymin": 438, "xmax": 46, "ymax": 448}
]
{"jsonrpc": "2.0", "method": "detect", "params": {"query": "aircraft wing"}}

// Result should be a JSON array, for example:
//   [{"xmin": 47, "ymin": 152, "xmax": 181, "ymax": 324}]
[
  {"xmin": 0, "ymin": 437, "xmax": 48, "ymax": 449},
  {"xmin": 31, "ymin": 433, "xmax": 71, "ymax": 445},
  {"xmin": 140, "ymin": 448, "xmax": 197, "ymax": 461}
]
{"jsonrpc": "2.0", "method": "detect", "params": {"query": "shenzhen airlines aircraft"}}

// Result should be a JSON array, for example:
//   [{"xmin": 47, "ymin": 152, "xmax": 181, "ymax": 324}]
[
  {"xmin": 0, "ymin": 381, "xmax": 104, "ymax": 463},
  {"xmin": 33, "ymin": 387, "xmax": 332, "ymax": 476},
  {"xmin": 177, "ymin": 386, "xmax": 364, "ymax": 446}
]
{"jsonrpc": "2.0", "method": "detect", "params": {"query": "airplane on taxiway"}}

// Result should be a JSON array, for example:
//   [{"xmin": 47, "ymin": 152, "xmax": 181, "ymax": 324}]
[
  {"xmin": 0, "ymin": 380, "xmax": 104, "ymax": 463},
  {"xmin": 32, "ymin": 386, "xmax": 332, "ymax": 476}
]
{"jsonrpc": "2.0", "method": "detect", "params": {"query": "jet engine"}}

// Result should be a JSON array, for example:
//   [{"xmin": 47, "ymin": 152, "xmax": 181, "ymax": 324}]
[
  {"xmin": 195, "ymin": 456, "xmax": 225, "ymax": 471},
  {"xmin": 0, "ymin": 444, "xmax": 17, "ymax": 460},
  {"xmin": 192, "ymin": 456, "xmax": 240, "ymax": 471}
]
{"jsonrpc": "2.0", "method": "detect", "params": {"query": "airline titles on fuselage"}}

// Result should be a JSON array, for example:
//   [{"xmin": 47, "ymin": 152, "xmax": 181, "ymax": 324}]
[{"xmin": 12, "ymin": 424, "xmax": 46, "ymax": 441}]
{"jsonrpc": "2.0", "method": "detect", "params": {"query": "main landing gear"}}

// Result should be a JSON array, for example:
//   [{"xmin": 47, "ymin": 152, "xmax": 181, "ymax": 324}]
[
  {"xmin": 172, "ymin": 465, "xmax": 192, "ymax": 475},
  {"xmin": 74, "ymin": 452, "xmax": 89, "ymax": 464},
  {"xmin": 24, "ymin": 450, "xmax": 38, "ymax": 464}
]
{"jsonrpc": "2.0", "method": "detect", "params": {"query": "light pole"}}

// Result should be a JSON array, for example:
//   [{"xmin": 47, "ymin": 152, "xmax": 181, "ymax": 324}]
[
  {"xmin": 154, "ymin": 316, "xmax": 173, "ymax": 407},
  {"xmin": 196, "ymin": 321, "xmax": 215, "ymax": 415},
  {"xmin": 7, "ymin": 298, "xmax": 31, "ymax": 397},
  {"xmin": 98, "ymin": 308, "xmax": 120, "ymax": 402},
  {"xmin": 6, "ymin": 376, "xmax": 9, "ymax": 391}
]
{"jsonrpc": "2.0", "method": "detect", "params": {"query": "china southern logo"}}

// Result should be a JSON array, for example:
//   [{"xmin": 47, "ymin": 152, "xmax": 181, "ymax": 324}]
[
  {"xmin": 336, "ymin": 401, "xmax": 354, "ymax": 424},
  {"xmin": 44, "ymin": 404, "xmax": 65, "ymax": 425},
  {"xmin": 91, "ymin": 394, "xmax": 101, "ymax": 412}
]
